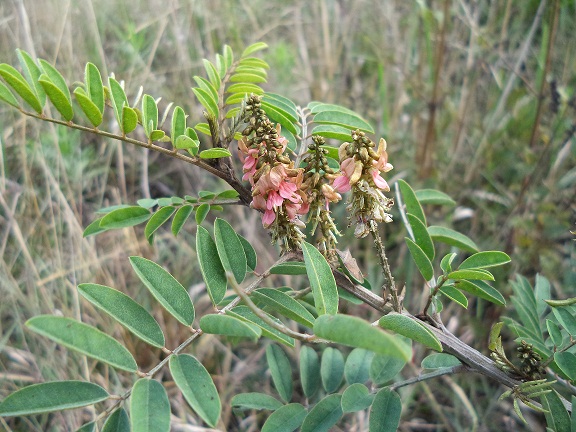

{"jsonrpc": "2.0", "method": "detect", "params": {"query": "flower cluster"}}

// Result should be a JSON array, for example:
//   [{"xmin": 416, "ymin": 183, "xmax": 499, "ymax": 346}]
[
  {"xmin": 332, "ymin": 130, "xmax": 394, "ymax": 238},
  {"xmin": 301, "ymin": 135, "xmax": 342, "ymax": 258},
  {"xmin": 238, "ymin": 95, "xmax": 308, "ymax": 251}
]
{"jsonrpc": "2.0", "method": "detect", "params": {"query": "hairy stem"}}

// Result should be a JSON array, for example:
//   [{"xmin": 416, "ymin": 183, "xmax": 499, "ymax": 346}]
[
  {"xmin": 19, "ymin": 110, "xmax": 254, "ymax": 205},
  {"xmin": 368, "ymin": 220, "xmax": 400, "ymax": 312}
]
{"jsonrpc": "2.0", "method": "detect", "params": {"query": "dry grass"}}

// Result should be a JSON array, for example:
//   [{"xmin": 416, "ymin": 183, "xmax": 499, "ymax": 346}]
[{"xmin": 0, "ymin": 0, "xmax": 574, "ymax": 430}]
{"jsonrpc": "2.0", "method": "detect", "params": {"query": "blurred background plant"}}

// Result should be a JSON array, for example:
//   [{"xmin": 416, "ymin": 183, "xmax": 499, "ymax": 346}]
[{"xmin": 0, "ymin": 0, "xmax": 574, "ymax": 430}]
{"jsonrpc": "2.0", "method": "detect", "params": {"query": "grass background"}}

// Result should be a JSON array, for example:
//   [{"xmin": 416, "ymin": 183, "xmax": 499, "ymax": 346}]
[{"xmin": 0, "ymin": 0, "xmax": 575, "ymax": 430}]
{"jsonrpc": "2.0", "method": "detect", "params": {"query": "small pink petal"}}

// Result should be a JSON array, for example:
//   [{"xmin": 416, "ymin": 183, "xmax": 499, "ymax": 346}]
[
  {"xmin": 262, "ymin": 209, "xmax": 276, "ymax": 227},
  {"xmin": 371, "ymin": 169, "xmax": 390, "ymax": 191},
  {"xmin": 333, "ymin": 175, "xmax": 351, "ymax": 193},
  {"xmin": 251, "ymin": 194, "xmax": 266, "ymax": 210},
  {"xmin": 340, "ymin": 157, "xmax": 356, "ymax": 177}
]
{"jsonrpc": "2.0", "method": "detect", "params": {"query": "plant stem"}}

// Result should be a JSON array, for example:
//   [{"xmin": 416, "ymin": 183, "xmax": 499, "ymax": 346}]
[
  {"xmin": 19, "ymin": 110, "xmax": 254, "ymax": 205},
  {"xmin": 368, "ymin": 220, "xmax": 400, "ymax": 312},
  {"xmin": 390, "ymin": 364, "xmax": 466, "ymax": 391}
]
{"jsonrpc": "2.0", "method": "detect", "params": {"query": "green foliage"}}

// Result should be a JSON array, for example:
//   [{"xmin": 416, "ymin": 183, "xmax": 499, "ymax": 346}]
[
  {"xmin": 0, "ymin": 381, "xmax": 108, "ymax": 416},
  {"xmin": 0, "ymin": 38, "xmax": 570, "ymax": 432},
  {"xmin": 26, "ymin": 316, "xmax": 138, "ymax": 372},
  {"xmin": 78, "ymin": 283, "xmax": 165, "ymax": 348},
  {"xmin": 130, "ymin": 256, "xmax": 195, "ymax": 326},
  {"xmin": 169, "ymin": 354, "xmax": 222, "ymax": 427},
  {"xmin": 130, "ymin": 379, "xmax": 170, "ymax": 432}
]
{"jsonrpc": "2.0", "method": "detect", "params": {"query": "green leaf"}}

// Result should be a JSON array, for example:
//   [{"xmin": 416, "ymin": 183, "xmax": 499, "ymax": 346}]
[
  {"xmin": 440, "ymin": 252, "xmax": 457, "ymax": 273},
  {"xmin": 38, "ymin": 59, "xmax": 71, "ymax": 105},
  {"xmin": 169, "ymin": 354, "xmax": 221, "ymax": 427},
  {"xmin": 398, "ymin": 180, "xmax": 426, "ymax": 225},
  {"xmin": 85, "ymin": 62, "xmax": 104, "ymax": 114},
  {"xmin": 0, "ymin": 81, "xmax": 19, "ymax": 108},
  {"xmin": 554, "ymin": 352, "xmax": 576, "ymax": 380},
  {"xmin": 195, "ymin": 203, "xmax": 210, "ymax": 224},
  {"xmin": 199, "ymin": 148, "xmax": 232, "ymax": 159},
  {"xmin": 405, "ymin": 237, "xmax": 434, "ymax": 281},
  {"xmin": 0, "ymin": 63, "xmax": 42, "ymax": 112},
  {"xmin": 229, "ymin": 306, "xmax": 295, "ymax": 346},
  {"xmin": 196, "ymin": 226, "xmax": 227, "ymax": 306},
  {"xmin": 192, "ymin": 87, "xmax": 219, "ymax": 118},
  {"xmin": 262, "ymin": 94, "xmax": 297, "ymax": 120},
  {"xmin": 546, "ymin": 298, "xmax": 576, "ymax": 308},
  {"xmin": 200, "ymin": 314, "xmax": 261, "ymax": 341},
  {"xmin": 314, "ymin": 315, "xmax": 412, "ymax": 360},
  {"xmin": 242, "ymin": 42, "xmax": 268, "ymax": 57},
  {"xmin": 311, "ymin": 125, "xmax": 354, "ymax": 141},
  {"xmin": 447, "ymin": 269, "xmax": 495, "ymax": 281},
  {"xmin": 427, "ymin": 226, "xmax": 479, "ymax": 252},
  {"xmin": 542, "ymin": 390, "xmax": 571, "ymax": 432},
  {"xmin": 175, "ymin": 135, "xmax": 199, "ymax": 151},
  {"xmin": 261, "ymin": 102, "xmax": 299, "ymax": 135},
  {"xmin": 238, "ymin": 234, "xmax": 257, "ymax": 271},
  {"xmin": 344, "ymin": 348, "xmax": 374, "ymax": 385},
  {"xmin": 214, "ymin": 218, "xmax": 247, "ymax": 284},
  {"xmin": 193, "ymin": 76, "xmax": 219, "ymax": 105},
  {"xmin": 546, "ymin": 319, "xmax": 563, "ymax": 347},
  {"xmin": 369, "ymin": 388, "xmax": 402, "ymax": 432},
  {"xmin": 78, "ymin": 283, "xmax": 165, "ymax": 348},
  {"xmin": 226, "ymin": 82, "xmax": 264, "ymax": 95},
  {"xmin": 370, "ymin": 354, "xmax": 406, "ymax": 385},
  {"xmin": 379, "ymin": 313, "xmax": 442, "ymax": 351},
  {"xmin": 301, "ymin": 394, "xmax": 342, "ymax": 432},
  {"xmin": 239, "ymin": 56, "xmax": 270, "ymax": 70},
  {"xmin": 459, "ymin": 251, "xmax": 511, "ymax": 270},
  {"xmin": 407, "ymin": 214, "xmax": 434, "ymax": 261},
  {"xmin": 202, "ymin": 59, "xmax": 221, "ymax": 90},
  {"xmin": 439, "ymin": 285, "xmax": 468, "ymax": 308},
  {"xmin": 571, "ymin": 395, "xmax": 576, "ymax": 432},
  {"xmin": 552, "ymin": 307, "xmax": 576, "ymax": 336},
  {"xmin": 77, "ymin": 421, "xmax": 96, "ymax": 432},
  {"xmin": 231, "ymin": 72, "xmax": 267, "ymax": 83},
  {"xmin": 129, "ymin": 256, "xmax": 195, "ymax": 326},
  {"xmin": 16, "ymin": 49, "xmax": 45, "ymax": 107},
  {"xmin": 108, "ymin": 78, "xmax": 129, "ymax": 130},
  {"xmin": 302, "ymin": 241, "xmax": 339, "ymax": 315},
  {"xmin": 261, "ymin": 403, "xmax": 306, "ymax": 432},
  {"xmin": 456, "ymin": 280, "xmax": 506, "ymax": 305},
  {"xmin": 171, "ymin": 205, "xmax": 194, "ymax": 236},
  {"xmin": 341, "ymin": 383, "xmax": 375, "ymax": 413},
  {"xmin": 38, "ymin": 74, "xmax": 74, "ymax": 121},
  {"xmin": 137, "ymin": 198, "xmax": 158, "ymax": 209},
  {"xmin": 102, "ymin": 408, "xmax": 130, "ymax": 432},
  {"xmin": 223, "ymin": 45, "xmax": 234, "ymax": 69},
  {"xmin": 122, "ymin": 105, "xmax": 138, "ymax": 134},
  {"xmin": 141, "ymin": 94, "xmax": 158, "ymax": 137},
  {"xmin": 0, "ymin": 381, "xmax": 108, "ymax": 417},
  {"xmin": 266, "ymin": 344, "xmax": 293, "ymax": 403},
  {"xmin": 421, "ymin": 353, "xmax": 461, "ymax": 369},
  {"xmin": 74, "ymin": 88, "xmax": 103, "ymax": 127},
  {"xmin": 535, "ymin": 275, "xmax": 551, "ymax": 316},
  {"xmin": 320, "ymin": 347, "xmax": 344, "ymax": 393},
  {"xmin": 144, "ymin": 206, "xmax": 176, "ymax": 243},
  {"xmin": 26, "ymin": 316, "xmax": 137, "ymax": 372},
  {"xmin": 171, "ymin": 105, "xmax": 186, "ymax": 141},
  {"xmin": 270, "ymin": 261, "xmax": 307, "ymax": 275},
  {"xmin": 299, "ymin": 346, "xmax": 320, "ymax": 399},
  {"xmin": 313, "ymin": 110, "xmax": 374, "ymax": 133},
  {"xmin": 231, "ymin": 393, "xmax": 283, "ymax": 412},
  {"xmin": 252, "ymin": 288, "xmax": 315, "ymax": 328},
  {"xmin": 130, "ymin": 379, "xmax": 170, "ymax": 432},
  {"xmin": 414, "ymin": 189, "xmax": 456, "ymax": 206},
  {"xmin": 83, "ymin": 217, "xmax": 108, "ymax": 237},
  {"xmin": 194, "ymin": 122, "xmax": 211, "ymax": 136}
]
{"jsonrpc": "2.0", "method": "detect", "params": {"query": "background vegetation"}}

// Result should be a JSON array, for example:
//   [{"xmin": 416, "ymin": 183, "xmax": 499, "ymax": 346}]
[{"xmin": 0, "ymin": 0, "xmax": 574, "ymax": 430}]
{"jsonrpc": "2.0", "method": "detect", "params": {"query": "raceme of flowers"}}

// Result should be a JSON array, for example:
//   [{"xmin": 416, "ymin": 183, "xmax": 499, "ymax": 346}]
[{"xmin": 239, "ymin": 97, "xmax": 394, "ymax": 250}]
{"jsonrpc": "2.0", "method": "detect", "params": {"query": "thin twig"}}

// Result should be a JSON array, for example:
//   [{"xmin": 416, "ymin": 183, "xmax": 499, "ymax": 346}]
[{"xmin": 390, "ymin": 364, "xmax": 467, "ymax": 391}]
